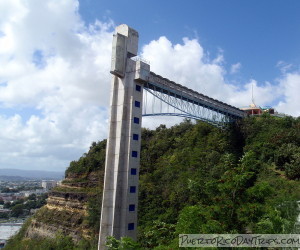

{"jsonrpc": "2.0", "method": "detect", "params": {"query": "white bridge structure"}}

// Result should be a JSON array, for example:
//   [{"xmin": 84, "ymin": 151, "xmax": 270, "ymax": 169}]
[{"xmin": 98, "ymin": 24, "xmax": 246, "ymax": 249}]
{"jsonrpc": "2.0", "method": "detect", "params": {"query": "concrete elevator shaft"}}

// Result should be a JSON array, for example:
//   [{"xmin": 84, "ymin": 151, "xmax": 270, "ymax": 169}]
[{"xmin": 98, "ymin": 24, "xmax": 150, "ymax": 249}]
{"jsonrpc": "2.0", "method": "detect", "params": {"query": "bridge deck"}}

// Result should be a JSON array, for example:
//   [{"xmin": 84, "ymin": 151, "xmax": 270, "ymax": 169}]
[{"xmin": 146, "ymin": 72, "xmax": 246, "ymax": 119}]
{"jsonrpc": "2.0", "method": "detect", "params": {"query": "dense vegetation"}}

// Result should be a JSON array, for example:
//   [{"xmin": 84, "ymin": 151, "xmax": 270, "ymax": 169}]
[
  {"xmin": 137, "ymin": 116, "xmax": 300, "ymax": 248},
  {"xmin": 5, "ymin": 115, "xmax": 300, "ymax": 249},
  {"xmin": 1, "ymin": 194, "xmax": 47, "ymax": 219},
  {"xmin": 4, "ymin": 218, "xmax": 95, "ymax": 250}
]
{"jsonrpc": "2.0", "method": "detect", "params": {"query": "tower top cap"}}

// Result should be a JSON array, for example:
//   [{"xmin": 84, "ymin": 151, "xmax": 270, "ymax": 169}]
[
  {"xmin": 116, "ymin": 24, "xmax": 139, "ymax": 38},
  {"xmin": 115, "ymin": 24, "xmax": 139, "ymax": 57}
]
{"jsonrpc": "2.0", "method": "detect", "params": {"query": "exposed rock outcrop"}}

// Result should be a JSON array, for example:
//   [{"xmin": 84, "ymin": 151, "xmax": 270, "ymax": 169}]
[{"xmin": 24, "ymin": 171, "xmax": 101, "ymax": 242}]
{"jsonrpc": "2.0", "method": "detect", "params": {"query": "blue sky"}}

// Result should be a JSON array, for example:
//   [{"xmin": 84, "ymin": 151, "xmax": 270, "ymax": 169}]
[
  {"xmin": 79, "ymin": 0, "xmax": 300, "ymax": 84},
  {"xmin": 0, "ymin": 0, "xmax": 300, "ymax": 171}
]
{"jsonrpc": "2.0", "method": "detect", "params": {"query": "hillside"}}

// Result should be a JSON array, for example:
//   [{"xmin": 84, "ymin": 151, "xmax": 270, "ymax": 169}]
[{"xmin": 4, "ymin": 115, "xmax": 300, "ymax": 249}]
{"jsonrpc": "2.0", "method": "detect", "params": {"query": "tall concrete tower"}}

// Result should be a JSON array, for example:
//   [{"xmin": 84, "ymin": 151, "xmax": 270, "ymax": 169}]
[{"xmin": 98, "ymin": 25, "xmax": 150, "ymax": 249}]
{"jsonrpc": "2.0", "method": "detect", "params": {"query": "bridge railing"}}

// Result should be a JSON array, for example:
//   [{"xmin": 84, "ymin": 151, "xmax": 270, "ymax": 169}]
[{"xmin": 145, "ymin": 72, "xmax": 246, "ymax": 120}]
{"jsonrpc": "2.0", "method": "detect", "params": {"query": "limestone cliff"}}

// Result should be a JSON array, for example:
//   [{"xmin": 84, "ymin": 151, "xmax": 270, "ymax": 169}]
[{"xmin": 24, "ymin": 171, "xmax": 103, "ymax": 243}]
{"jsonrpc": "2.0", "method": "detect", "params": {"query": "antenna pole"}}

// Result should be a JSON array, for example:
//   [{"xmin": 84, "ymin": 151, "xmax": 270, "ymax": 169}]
[{"xmin": 251, "ymin": 81, "xmax": 255, "ymax": 105}]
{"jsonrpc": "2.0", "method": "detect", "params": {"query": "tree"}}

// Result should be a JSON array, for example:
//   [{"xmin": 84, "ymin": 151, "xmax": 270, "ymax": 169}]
[
  {"xmin": 139, "ymin": 220, "xmax": 175, "ymax": 248},
  {"xmin": 0, "ymin": 212, "xmax": 8, "ymax": 219},
  {"xmin": 28, "ymin": 193, "xmax": 36, "ymax": 201},
  {"xmin": 105, "ymin": 236, "xmax": 141, "ymax": 250},
  {"xmin": 3, "ymin": 202, "xmax": 11, "ymax": 209},
  {"xmin": 275, "ymin": 143, "xmax": 300, "ymax": 179},
  {"xmin": 11, "ymin": 204, "xmax": 24, "ymax": 217},
  {"xmin": 176, "ymin": 205, "xmax": 224, "ymax": 234},
  {"xmin": 24, "ymin": 200, "xmax": 37, "ymax": 210},
  {"xmin": 1, "ymin": 187, "xmax": 11, "ymax": 193}
]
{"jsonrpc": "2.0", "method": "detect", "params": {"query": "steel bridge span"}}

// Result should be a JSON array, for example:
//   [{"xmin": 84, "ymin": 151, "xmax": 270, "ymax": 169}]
[{"xmin": 142, "ymin": 71, "xmax": 246, "ymax": 127}]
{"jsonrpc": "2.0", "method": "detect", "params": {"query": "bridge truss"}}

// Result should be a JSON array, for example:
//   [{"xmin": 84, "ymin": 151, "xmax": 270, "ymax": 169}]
[{"xmin": 142, "ymin": 72, "xmax": 246, "ymax": 127}]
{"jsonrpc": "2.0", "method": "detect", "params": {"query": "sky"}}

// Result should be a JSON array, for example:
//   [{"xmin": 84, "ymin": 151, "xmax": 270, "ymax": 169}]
[{"xmin": 0, "ymin": 0, "xmax": 300, "ymax": 171}]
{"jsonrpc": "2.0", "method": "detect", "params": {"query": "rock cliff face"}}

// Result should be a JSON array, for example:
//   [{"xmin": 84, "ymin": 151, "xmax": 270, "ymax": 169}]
[{"xmin": 25, "ymin": 171, "xmax": 102, "ymax": 242}]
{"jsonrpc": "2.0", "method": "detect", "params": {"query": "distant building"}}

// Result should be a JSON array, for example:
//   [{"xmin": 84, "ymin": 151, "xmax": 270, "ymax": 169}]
[
  {"xmin": 0, "ymin": 195, "xmax": 13, "ymax": 202},
  {"xmin": 34, "ymin": 189, "xmax": 47, "ymax": 195},
  {"xmin": 240, "ymin": 103, "xmax": 275, "ymax": 116},
  {"xmin": 41, "ymin": 180, "xmax": 57, "ymax": 190},
  {"xmin": 239, "ymin": 83, "xmax": 277, "ymax": 116},
  {"xmin": 240, "ymin": 83, "xmax": 276, "ymax": 116}
]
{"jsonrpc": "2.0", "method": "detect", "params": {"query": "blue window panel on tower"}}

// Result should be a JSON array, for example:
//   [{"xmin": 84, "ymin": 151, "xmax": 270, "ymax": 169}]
[
  {"xmin": 132, "ymin": 151, "xmax": 138, "ymax": 157},
  {"xmin": 134, "ymin": 101, "xmax": 140, "ymax": 108},
  {"xmin": 131, "ymin": 168, "xmax": 137, "ymax": 175},
  {"xmin": 133, "ymin": 117, "xmax": 139, "ymax": 124},
  {"xmin": 136, "ymin": 85, "xmax": 141, "ymax": 92},
  {"xmin": 133, "ymin": 134, "xmax": 139, "ymax": 140},
  {"xmin": 130, "ymin": 186, "xmax": 136, "ymax": 193},
  {"xmin": 129, "ymin": 204, "xmax": 135, "ymax": 211},
  {"xmin": 128, "ymin": 223, "xmax": 135, "ymax": 230}
]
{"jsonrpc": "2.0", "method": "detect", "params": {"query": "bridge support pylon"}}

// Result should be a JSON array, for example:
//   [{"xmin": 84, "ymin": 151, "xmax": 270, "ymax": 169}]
[{"xmin": 98, "ymin": 24, "xmax": 150, "ymax": 249}]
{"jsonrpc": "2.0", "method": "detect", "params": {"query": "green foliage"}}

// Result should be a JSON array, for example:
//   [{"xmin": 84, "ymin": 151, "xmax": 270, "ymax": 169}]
[
  {"xmin": 3, "ymin": 193, "xmax": 47, "ymax": 220},
  {"xmin": 138, "ymin": 117, "xmax": 300, "ymax": 248},
  {"xmin": 86, "ymin": 191, "xmax": 102, "ymax": 233},
  {"xmin": 0, "ymin": 212, "xmax": 9, "ymax": 218},
  {"xmin": 7, "ymin": 116, "xmax": 300, "ymax": 249},
  {"xmin": 6, "ymin": 234, "xmax": 75, "ymax": 250},
  {"xmin": 106, "ymin": 236, "xmax": 142, "ymax": 250},
  {"xmin": 10, "ymin": 204, "xmax": 24, "ymax": 217},
  {"xmin": 5, "ymin": 228, "xmax": 98, "ymax": 250},
  {"xmin": 139, "ymin": 120, "xmax": 232, "ymax": 227},
  {"xmin": 4, "ymin": 218, "xmax": 32, "ymax": 249},
  {"xmin": 28, "ymin": 193, "xmax": 36, "ymax": 201},
  {"xmin": 176, "ymin": 205, "xmax": 224, "ymax": 234},
  {"xmin": 139, "ymin": 220, "xmax": 176, "ymax": 248},
  {"xmin": 1, "ymin": 187, "xmax": 12, "ymax": 193},
  {"xmin": 33, "ymin": 206, "xmax": 84, "ymax": 227},
  {"xmin": 274, "ymin": 143, "xmax": 300, "ymax": 179},
  {"xmin": 65, "ymin": 140, "xmax": 106, "ymax": 176},
  {"xmin": 253, "ymin": 207, "xmax": 294, "ymax": 234},
  {"xmin": 3, "ymin": 202, "xmax": 11, "ymax": 209}
]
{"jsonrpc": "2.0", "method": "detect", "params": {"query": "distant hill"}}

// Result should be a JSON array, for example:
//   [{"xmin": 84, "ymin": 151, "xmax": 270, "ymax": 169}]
[
  {"xmin": 0, "ymin": 175, "xmax": 28, "ymax": 181},
  {"xmin": 0, "ymin": 169, "xmax": 64, "ymax": 180}
]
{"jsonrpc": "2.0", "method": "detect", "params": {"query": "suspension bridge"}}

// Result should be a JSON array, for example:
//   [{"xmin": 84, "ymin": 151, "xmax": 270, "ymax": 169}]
[{"xmin": 98, "ymin": 24, "xmax": 246, "ymax": 249}]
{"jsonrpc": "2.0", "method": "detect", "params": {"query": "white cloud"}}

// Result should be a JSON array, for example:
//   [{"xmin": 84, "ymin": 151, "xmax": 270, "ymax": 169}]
[
  {"xmin": 276, "ymin": 72, "xmax": 300, "ymax": 116},
  {"xmin": 276, "ymin": 61, "xmax": 293, "ymax": 74},
  {"xmin": 0, "ymin": 0, "xmax": 113, "ymax": 171},
  {"xmin": 141, "ymin": 36, "xmax": 281, "ymax": 110},
  {"xmin": 0, "ymin": 0, "xmax": 299, "ymax": 172},
  {"xmin": 141, "ymin": 37, "xmax": 227, "ymax": 101},
  {"xmin": 230, "ymin": 62, "xmax": 241, "ymax": 74}
]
